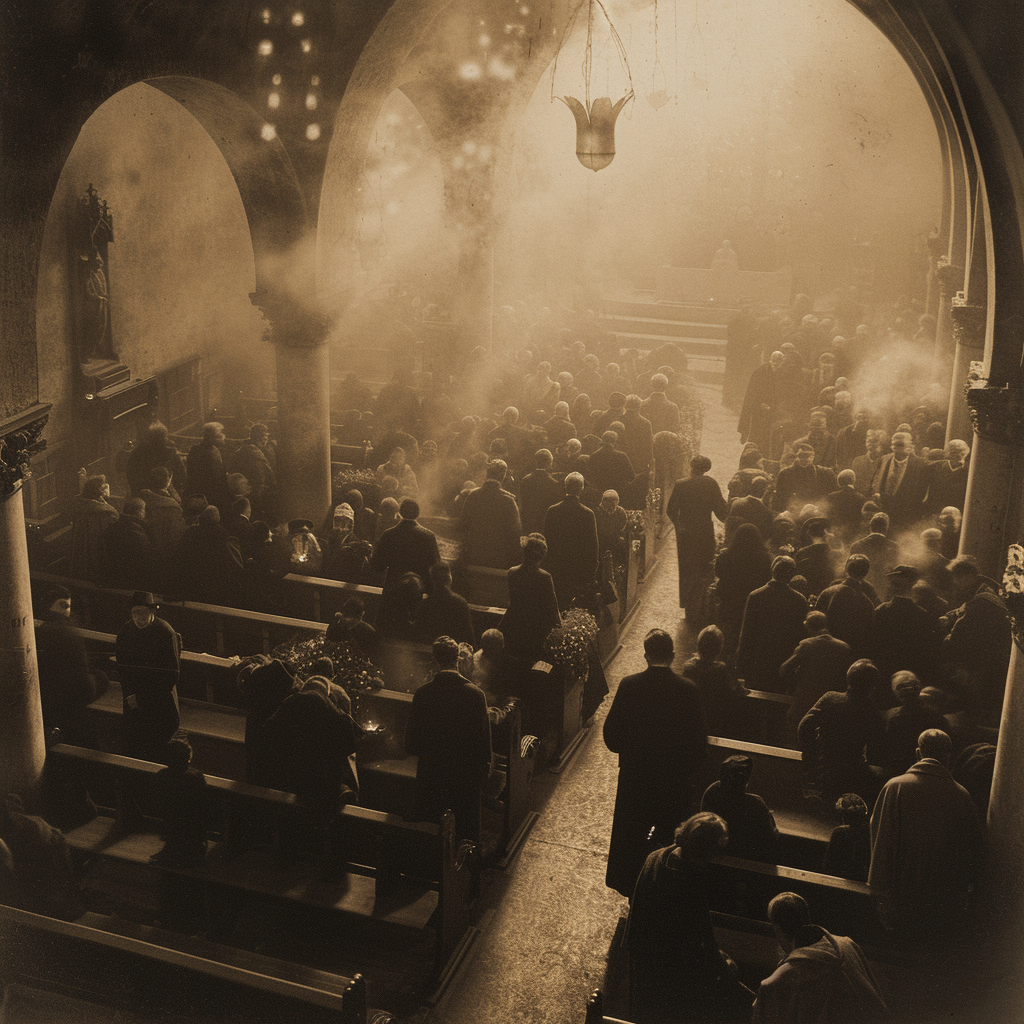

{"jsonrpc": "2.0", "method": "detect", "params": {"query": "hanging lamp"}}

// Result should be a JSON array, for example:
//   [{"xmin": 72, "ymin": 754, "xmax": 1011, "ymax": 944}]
[{"xmin": 551, "ymin": 0, "xmax": 634, "ymax": 171}]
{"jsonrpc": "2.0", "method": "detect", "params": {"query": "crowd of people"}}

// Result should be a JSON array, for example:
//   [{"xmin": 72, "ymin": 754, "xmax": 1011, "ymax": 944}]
[{"xmin": 30, "ymin": 290, "xmax": 1013, "ymax": 1023}]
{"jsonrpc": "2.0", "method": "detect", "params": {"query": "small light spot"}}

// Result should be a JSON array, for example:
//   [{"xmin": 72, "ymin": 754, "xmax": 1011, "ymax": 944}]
[
  {"xmin": 300, "ymin": 38, "xmax": 311, "ymax": 53},
  {"xmin": 479, "ymin": 34, "xmax": 491, "ymax": 47},
  {"xmin": 310, "ymin": 74, "xmax": 320, "ymax": 86},
  {"xmin": 305, "ymin": 92, "xmax": 317, "ymax": 110},
  {"xmin": 520, "ymin": 5, "xmax": 530, "ymax": 13},
  {"xmin": 459, "ymin": 62, "xmax": 482, "ymax": 81},
  {"xmin": 272, "ymin": 73, "xmax": 282, "ymax": 85},
  {"xmin": 258, "ymin": 40, "xmax": 273, "ymax": 56},
  {"xmin": 261, "ymin": 9, "xmax": 271, "ymax": 24},
  {"xmin": 306, "ymin": 123, "xmax": 320, "ymax": 140},
  {"xmin": 261, "ymin": 123, "xmax": 277, "ymax": 141},
  {"xmin": 462, "ymin": 140, "xmax": 477, "ymax": 156},
  {"xmin": 291, "ymin": 11, "xmax": 305, "ymax": 27},
  {"xmin": 268, "ymin": 92, "xmax": 281, "ymax": 109}
]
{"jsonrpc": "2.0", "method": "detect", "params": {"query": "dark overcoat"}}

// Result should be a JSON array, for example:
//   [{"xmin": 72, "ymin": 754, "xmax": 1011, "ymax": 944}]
[
  {"xmin": 115, "ymin": 616, "xmax": 181, "ymax": 760},
  {"xmin": 603, "ymin": 665, "xmax": 708, "ymax": 897},
  {"xmin": 405, "ymin": 670, "xmax": 491, "ymax": 841},
  {"xmin": 666, "ymin": 474, "xmax": 728, "ymax": 609},
  {"xmin": 544, "ymin": 496, "xmax": 599, "ymax": 609},
  {"xmin": 500, "ymin": 563, "xmax": 561, "ymax": 662}
]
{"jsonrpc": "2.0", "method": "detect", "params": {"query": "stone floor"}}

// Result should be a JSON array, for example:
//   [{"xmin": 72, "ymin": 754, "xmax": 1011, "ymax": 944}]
[{"xmin": 404, "ymin": 384, "xmax": 744, "ymax": 1024}]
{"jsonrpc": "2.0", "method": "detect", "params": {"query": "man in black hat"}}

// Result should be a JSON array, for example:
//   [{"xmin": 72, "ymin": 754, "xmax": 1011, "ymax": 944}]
[
  {"xmin": 794, "ymin": 516, "xmax": 836, "ymax": 598},
  {"xmin": 872, "ymin": 565, "xmax": 940, "ymax": 686},
  {"xmin": 115, "ymin": 592, "xmax": 182, "ymax": 761}
]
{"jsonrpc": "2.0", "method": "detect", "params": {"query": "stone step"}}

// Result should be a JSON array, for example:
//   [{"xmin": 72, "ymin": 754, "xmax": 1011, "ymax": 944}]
[
  {"xmin": 606, "ymin": 315, "xmax": 729, "ymax": 340},
  {"xmin": 603, "ymin": 297, "xmax": 737, "ymax": 325},
  {"xmin": 614, "ymin": 332, "xmax": 727, "ymax": 356}
]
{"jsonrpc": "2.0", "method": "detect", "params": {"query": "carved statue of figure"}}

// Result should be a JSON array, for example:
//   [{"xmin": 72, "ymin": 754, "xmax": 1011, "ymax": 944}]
[{"xmin": 83, "ymin": 254, "xmax": 112, "ymax": 361}]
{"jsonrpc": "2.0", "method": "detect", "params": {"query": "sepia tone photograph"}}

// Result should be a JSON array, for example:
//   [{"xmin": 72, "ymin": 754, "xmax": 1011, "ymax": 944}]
[{"xmin": 1, "ymin": 0, "xmax": 1022, "ymax": 1021}]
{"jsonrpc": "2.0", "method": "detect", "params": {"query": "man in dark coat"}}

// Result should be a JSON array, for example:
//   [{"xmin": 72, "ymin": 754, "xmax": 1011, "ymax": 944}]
[
  {"xmin": 185, "ymin": 421, "xmax": 229, "ymax": 511},
  {"xmin": 869, "ymin": 728, "xmax": 983, "ymax": 937},
  {"xmin": 923, "ymin": 439, "xmax": 969, "ymax": 515},
  {"xmin": 736, "ymin": 556, "xmax": 809, "ymax": 693},
  {"xmin": 835, "ymin": 407, "xmax": 870, "ymax": 470},
  {"xmin": 370, "ymin": 497, "xmax": 441, "ymax": 591},
  {"xmin": 139, "ymin": 466, "xmax": 187, "ymax": 565},
  {"xmin": 239, "ymin": 657, "xmax": 296, "ymax": 785},
  {"xmin": 797, "ymin": 659, "xmax": 885, "ymax": 804},
  {"xmin": 873, "ymin": 672, "xmax": 948, "ymax": 778},
  {"xmin": 458, "ymin": 460, "xmax": 523, "ymax": 570},
  {"xmin": 500, "ymin": 533, "xmax": 561, "ymax": 663},
  {"xmin": 639, "ymin": 374, "xmax": 681, "ymax": 436},
  {"xmin": 544, "ymin": 472, "xmax": 599, "ymax": 610},
  {"xmin": 814, "ymin": 554, "xmax": 878, "ymax": 658},
  {"xmin": 825, "ymin": 470, "xmax": 865, "ymax": 545},
  {"xmin": 872, "ymin": 565, "xmax": 940, "ymax": 687},
  {"xmin": 258, "ymin": 677, "xmax": 361, "ymax": 817},
  {"xmin": 104, "ymin": 497, "xmax": 157, "ymax": 589},
  {"xmin": 870, "ymin": 431, "xmax": 927, "ymax": 530},
  {"xmin": 405, "ymin": 636, "xmax": 492, "ymax": 842},
  {"xmin": 228, "ymin": 423, "xmax": 277, "ymax": 519},
  {"xmin": 517, "ymin": 449, "xmax": 564, "ymax": 535},
  {"xmin": 730, "ymin": 476, "xmax": 774, "ymax": 541},
  {"xmin": 942, "ymin": 556, "xmax": 1012, "ymax": 729},
  {"xmin": 126, "ymin": 420, "xmax": 186, "ymax": 499},
  {"xmin": 794, "ymin": 516, "xmax": 836, "ymax": 598},
  {"xmin": 173, "ymin": 505, "xmax": 245, "ymax": 605},
  {"xmin": 666, "ymin": 455, "xmax": 729, "ymax": 617},
  {"xmin": 585, "ymin": 430, "xmax": 635, "ymax": 500},
  {"xmin": 738, "ymin": 352, "xmax": 783, "ymax": 454},
  {"xmin": 603, "ymin": 629, "xmax": 708, "ymax": 897},
  {"xmin": 620, "ymin": 395, "xmax": 654, "ymax": 487},
  {"xmin": 115, "ymin": 592, "xmax": 182, "ymax": 761},
  {"xmin": 850, "ymin": 512, "xmax": 899, "ymax": 598},
  {"xmin": 418, "ymin": 561, "xmax": 475, "ymax": 646},
  {"xmin": 34, "ymin": 587, "xmax": 108, "ymax": 745},
  {"xmin": 772, "ymin": 442, "xmax": 838, "ymax": 513},
  {"xmin": 780, "ymin": 611, "xmax": 854, "ymax": 743}
]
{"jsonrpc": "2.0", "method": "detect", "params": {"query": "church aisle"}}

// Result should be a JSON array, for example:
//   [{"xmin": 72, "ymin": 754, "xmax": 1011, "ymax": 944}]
[{"xmin": 406, "ymin": 387, "xmax": 740, "ymax": 1023}]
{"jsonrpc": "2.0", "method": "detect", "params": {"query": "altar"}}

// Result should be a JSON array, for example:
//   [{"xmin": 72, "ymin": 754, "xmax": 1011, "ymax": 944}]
[{"xmin": 654, "ymin": 264, "xmax": 793, "ymax": 307}]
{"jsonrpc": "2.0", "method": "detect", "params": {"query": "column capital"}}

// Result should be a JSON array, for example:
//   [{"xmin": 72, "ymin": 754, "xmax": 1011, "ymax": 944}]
[
  {"xmin": 250, "ymin": 289, "xmax": 331, "ymax": 348},
  {"xmin": 950, "ymin": 300, "xmax": 987, "ymax": 350},
  {"xmin": 966, "ymin": 367, "xmax": 1024, "ymax": 445},
  {"xmin": 0, "ymin": 404, "xmax": 51, "ymax": 500},
  {"xmin": 936, "ymin": 257, "xmax": 965, "ymax": 290}
]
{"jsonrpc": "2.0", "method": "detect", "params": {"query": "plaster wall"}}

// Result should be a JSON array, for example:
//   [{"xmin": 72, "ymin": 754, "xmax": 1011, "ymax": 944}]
[{"xmin": 35, "ymin": 82, "xmax": 269, "ymax": 444}]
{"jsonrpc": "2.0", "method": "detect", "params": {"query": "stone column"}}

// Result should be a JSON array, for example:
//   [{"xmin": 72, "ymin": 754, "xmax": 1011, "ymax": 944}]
[
  {"xmin": 933, "ymin": 258, "xmax": 963, "ymax": 377},
  {"xmin": 924, "ymin": 233, "xmax": 944, "ymax": 321},
  {"xmin": 946, "ymin": 299, "xmax": 986, "ymax": 444},
  {"xmin": 0, "ymin": 405, "xmax": 51, "ymax": 803},
  {"xmin": 251, "ymin": 290, "xmax": 332, "ymax": 526},
  {"xmin": 961, "ymin": 376, "xmax": 1024, "ymax": 576},
  {"xmin": 988, "ymin": 635, "xmax": 1024, "ymax": 938}
]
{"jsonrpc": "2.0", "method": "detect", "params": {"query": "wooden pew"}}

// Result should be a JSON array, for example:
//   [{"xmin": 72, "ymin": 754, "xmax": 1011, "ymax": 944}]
[
  {"xmin": 355, "ymin": 692, "xmax": 538, "ymax": 867},
  {"xmin": 84, "ymin": 684, "xmax": 537, "ymax": 867},
  {"xmin": 31, "ymin": 571, "xmax": 327, "ymax": 656},
  {"xmin": 69, "ymin": 624, "xmax": 241, "ymax": 705},
  {"xmin": 46, "ymin": 744, "xmax": 479, "ymax": 986},
  {"xmin": 0, "ymin": 904, "xmax": 378, "ymax": 1024},
  {"xmin": 276, "ymin": 573, "xmax": 507, "ymax": 638}
]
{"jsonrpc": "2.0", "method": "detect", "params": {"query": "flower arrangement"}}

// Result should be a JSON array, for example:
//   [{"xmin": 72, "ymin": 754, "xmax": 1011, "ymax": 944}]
[
  {"xmin": 645, "ymin": 488, "xmax": 662, "ymax": 517},
  {"xmin": 272, "ymin": 635, "xmax": 385, "ymax": 697},
  {"xmin": 624, "ymin": 509, "xmax": 645, "ymax": 536},
  {"xmin": 544, "ymin": 608, "xmax": 599, "ymax": 677},
  {"xmin": 332, "ymin": 467, "xmax": 376, "ymax": 493}
]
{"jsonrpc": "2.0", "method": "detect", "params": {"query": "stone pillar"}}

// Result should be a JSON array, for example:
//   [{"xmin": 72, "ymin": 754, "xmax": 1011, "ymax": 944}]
[
  {"xmin": 961, "ymin": 376, "xmax": 1024, "ymax": 577},
  {"xmin": 0, "ymin": 405, "xmax": 51, "ymax": 803},
  {"xmin": 946, "ymin": 299, "xmax": 986, "ymax": 443},
  {"xmin": 988, "ymin": 636, "xmax": 1024, "ymax": 940},
  {"xmin": 924, "ymin": 233, "xmax": 944, "ymax": 320},
  {"xmin": 933, "ymin": 258, "xmax": 963, "ymax": 377},
  {"xmin": 251, "ymin": 290, "xmax": 332, "ymax": 526}
]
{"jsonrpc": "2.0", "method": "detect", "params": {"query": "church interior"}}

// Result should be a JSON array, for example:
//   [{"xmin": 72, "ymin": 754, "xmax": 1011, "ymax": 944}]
[{"xmin": 2, "ymin": 0, "xmax": 1024, "ymax": 1021}]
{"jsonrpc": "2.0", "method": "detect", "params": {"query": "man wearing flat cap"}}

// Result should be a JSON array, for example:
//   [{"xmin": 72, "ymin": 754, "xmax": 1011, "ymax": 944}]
[
  {"xmin": 871, "ymin": 565, "xmax": 940, "ymax": 686},
  {"xmin": 115, "ymin": 592, "xmax": 182, "ymax": 761}
]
